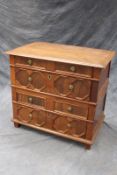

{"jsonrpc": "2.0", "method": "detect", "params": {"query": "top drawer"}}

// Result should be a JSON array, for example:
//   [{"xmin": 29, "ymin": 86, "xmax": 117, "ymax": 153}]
[
  {"xmin": 14, "ymin": 56, "xmax": 46, "ymax": 70},
  {"xmin": 14, "ymin": 56, "xmax": 92, "ymax": 78},
  {"xmin": 55, "ymin": 62, "xmax": 92, "ymax": 78}
]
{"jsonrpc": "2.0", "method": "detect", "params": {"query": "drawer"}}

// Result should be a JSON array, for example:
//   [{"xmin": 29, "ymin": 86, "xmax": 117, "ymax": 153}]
[
  {"xmin": 14, "ymin": 56, "xmax": 46, "ymax": 70},
  {"xmin": 54, "ymin": 100, "xmax": 88, "ymax": 118},
  {"xmin": 55, "ymin": 62, "xmax": 92, "ymax": 77},
  {"xmin": 16, "ymin": 91, "xmax": 46, "ymax": 108},
  {"xmin": 14, "ymin": 104, "xmax": 87, "ymax": 138},
  {"xmin": 14, "ymin": 68, "xmax": 92, "ymax": 101}
]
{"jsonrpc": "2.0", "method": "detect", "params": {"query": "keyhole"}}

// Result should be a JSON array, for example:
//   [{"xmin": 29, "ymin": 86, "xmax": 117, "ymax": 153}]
[{"xmin": 48, "ymin": 74, "xmax": 52, "ymax": 80}]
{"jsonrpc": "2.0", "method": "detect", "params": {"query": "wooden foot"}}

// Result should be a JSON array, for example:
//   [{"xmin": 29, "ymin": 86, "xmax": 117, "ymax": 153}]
[
  {"xmin": 85, "ymin": 144, "xmax": 91, "ymax": 150},
  {"xmin": 14, "ymin": 122, "xmax": 21, "ymax": 128}
]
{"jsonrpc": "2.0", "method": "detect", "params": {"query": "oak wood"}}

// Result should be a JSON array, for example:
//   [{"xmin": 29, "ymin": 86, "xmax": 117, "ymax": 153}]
[
  {"xmin": 8, "ymin": 42, "xmax": 115, "ymax": 149},
  {"xmin": 6, "ymin": 42, "xmax": 116, "ymax": 68}
]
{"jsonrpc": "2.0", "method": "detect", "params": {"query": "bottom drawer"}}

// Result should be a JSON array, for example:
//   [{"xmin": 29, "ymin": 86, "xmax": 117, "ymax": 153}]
[{"xmin": 14, "ymin": 104, "xmax": 87, "ymax": 138}]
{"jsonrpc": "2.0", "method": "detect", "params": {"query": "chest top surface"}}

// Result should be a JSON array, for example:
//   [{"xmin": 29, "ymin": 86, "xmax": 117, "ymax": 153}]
[{"xmin": 6, "ymin": 42, "xmax": 116, "ymax": 68}]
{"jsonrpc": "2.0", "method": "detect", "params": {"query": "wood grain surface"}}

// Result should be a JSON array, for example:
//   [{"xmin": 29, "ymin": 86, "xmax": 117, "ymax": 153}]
[{"xmin": 6, "ymin": 42, "xmax": 115, "ymax": 68}]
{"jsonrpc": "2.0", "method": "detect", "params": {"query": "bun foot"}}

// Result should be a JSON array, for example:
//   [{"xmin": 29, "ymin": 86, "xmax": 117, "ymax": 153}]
[
  {"xmin": 85, "ymin": 144, "xmax": 91, "ymax": 150},
  {"xmin": 14, "ymin": 122, "xmax": 21, "ymax": 128}
]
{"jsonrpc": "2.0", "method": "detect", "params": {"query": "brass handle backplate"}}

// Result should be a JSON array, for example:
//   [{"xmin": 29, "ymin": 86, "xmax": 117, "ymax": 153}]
[
  {"xmin": 28, "ymin": 76, "xmax": 32, "ymax": 82},
  {"xmin": 28, "ymin": 97, "xmax": 33, "ymax": 103},
  {"xmin": 67, "ymin": 123, "xmax": 71, "ymax": 128},
  {"xmin": 67, "ymin": 106, "xmax": 72, "ymax": 112},
  {"xmin": 27, "ymin": 59, "xmax": 33, "ymax": 65},
  {"xmin": 70, "ymin": 66, "xmax": 76, "ymax": 72},
  {"xmin": 69, "ymin": 84, "xmax": 74, "ymax": 90},
  {"xmin": 28, "ymin": 113, "xmax": 33, "ymax": 121}
]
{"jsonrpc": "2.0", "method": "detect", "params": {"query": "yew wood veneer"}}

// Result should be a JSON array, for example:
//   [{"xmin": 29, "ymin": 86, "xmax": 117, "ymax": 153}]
[{"xmin": 6, "ymin": 42, "xmax": 116, "ymax": 149}]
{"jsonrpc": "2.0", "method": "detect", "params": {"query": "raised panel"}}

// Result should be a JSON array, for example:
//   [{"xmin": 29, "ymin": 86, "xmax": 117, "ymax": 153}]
[
  {"xmin": 16, "ymin": 106, "xmax": 33, "ymax": 124},
  {"xmin": 15, "ymin": 68, "xmax": 46, "ymax": 91},
  {"xmin": 15, "ymin": 105, "xmax": 47, "ymax": 126},
  {"xmin": 54, "ymin": 75, "xmax": 91, "ymax": 100},
  {"xmin": 53, "ymin": 116, "xmax": 86, "ymax": 137}
]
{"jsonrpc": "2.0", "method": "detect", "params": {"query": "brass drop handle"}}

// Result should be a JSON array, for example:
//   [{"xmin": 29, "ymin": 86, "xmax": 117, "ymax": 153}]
[
  {"xmin": 67, "ymin": 106, "xmax": 72, "ymax": 112},
  {"xmin": 70, "ymin": 66, "xmax": 76, "ymax": 72},
  {"xmin": 28, "ymin": 76, "xmax": 32, "ymax": 82},
  {"xmin": 28, "ymin": 97, "xmax": 33, "ymax": 103},
  {"xmin": 27, "ymin": 59, "xmax": 33, "ymax": 65},
  {"xmin": 69, "ymin": 84, "xmax": 74, "ymax": 90},
  {"xmin": 28, "ymin": 113, "xmax": 33, "ymax": 121}
]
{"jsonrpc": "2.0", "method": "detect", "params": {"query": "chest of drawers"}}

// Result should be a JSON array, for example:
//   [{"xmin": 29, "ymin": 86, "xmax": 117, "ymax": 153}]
[{"xmin": 6, "ymin": 42, "xmax": 115, "ymax": 149}]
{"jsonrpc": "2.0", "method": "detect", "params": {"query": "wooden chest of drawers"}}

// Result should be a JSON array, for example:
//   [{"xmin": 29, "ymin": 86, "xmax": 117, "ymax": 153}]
[{"xmin": 6, "ymin": 42, "xmax": 115, "ymax": 149}]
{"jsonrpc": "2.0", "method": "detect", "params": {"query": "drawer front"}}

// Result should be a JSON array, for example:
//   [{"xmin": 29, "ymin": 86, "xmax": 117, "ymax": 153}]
[
  {"xmin": 55, "ymin": 62, "xmax": 92, "ymax": 77},
  {"xmin": 14, "ymin": 56, "xmax": 46, "ymax": 69},
  {"xmin": 54, "ymin": 75, "xmax": 91, "ymax": 100},
  {"xmin": 14, "ymin": 104, "xmax": 87, "ymax": 138},
  {"xmin": 16, "ymin": 91, "xmax": 46, "ymax": 108},
  {"xmin": 15, "ymin": 68, "xmax": 47, "ymax": 90},
  {"xmin": 14, "ymin": 68, "xmax": 91, "ymax": 101},
  {"xmin": 54, "ymin": 100, "xmax": 88, "ymax": 118},
  {"xmin": 15, "ymin": 104, "xmax": 47, "ymax": 127}
]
